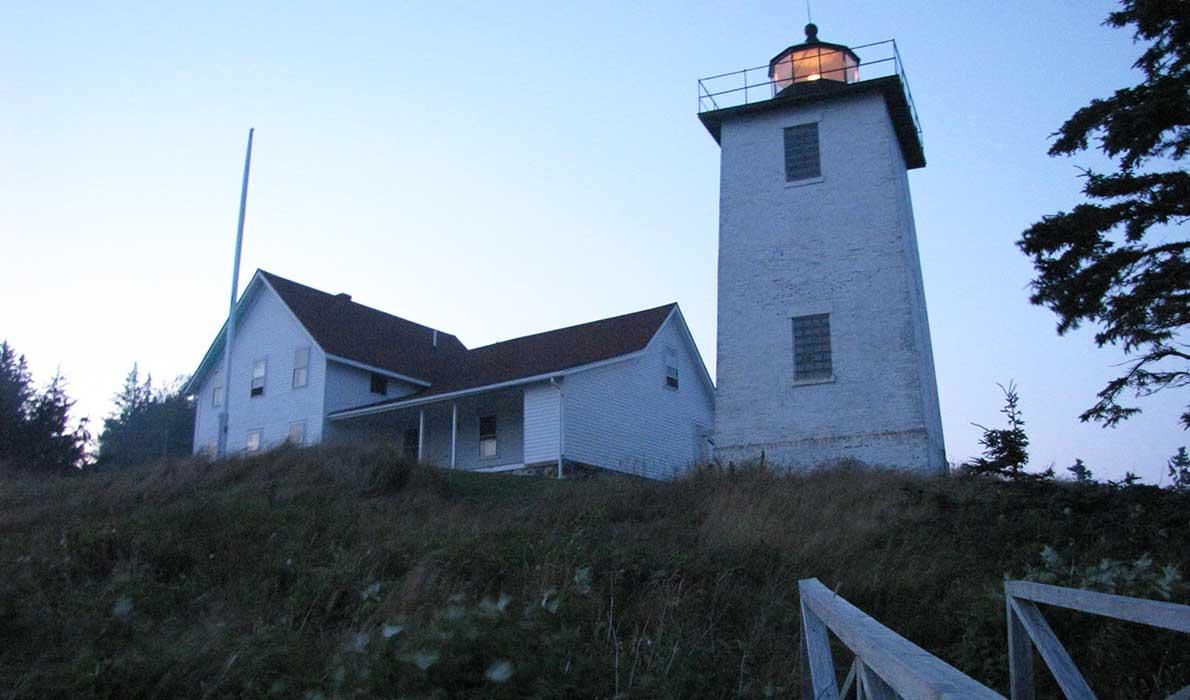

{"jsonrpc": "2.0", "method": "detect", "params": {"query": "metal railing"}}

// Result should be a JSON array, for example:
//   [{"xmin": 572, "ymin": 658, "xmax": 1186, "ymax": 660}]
[
  {"xmin": 698, "ymin": 39, "xmax": 922, "ymax": 144},
  {"xmin": 1005, "ymin": 580, "xmax": 1190, "ymax": 700}
]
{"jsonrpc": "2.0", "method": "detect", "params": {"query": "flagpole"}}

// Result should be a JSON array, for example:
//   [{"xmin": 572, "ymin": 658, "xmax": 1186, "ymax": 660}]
[{"xmin": 217, "ymin": 128, "xmax": 254, "ymax": 458}]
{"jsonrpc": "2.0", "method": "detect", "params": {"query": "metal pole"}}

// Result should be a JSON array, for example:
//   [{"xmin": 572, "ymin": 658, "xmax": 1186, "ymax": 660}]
[{"xmin": 216, "ymin": 128, "xmax": 254, "ymax": 458}]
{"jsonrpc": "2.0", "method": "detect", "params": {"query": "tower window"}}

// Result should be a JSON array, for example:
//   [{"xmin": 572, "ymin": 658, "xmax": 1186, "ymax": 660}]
[
  {"xmin": 784, "ymin": 123, "xmax": 821, "ymax": 182},
  {"xmin": 251, "ymin": 359, "xmax": 267, "ymax": 397},
  {"xmin": 369, "ymin": 372, "xmax": 388, "ymax": 395},
  {"xmin": 792, "ymin": 313, "xmax": 832, "ymax": 381},
  {"xmin": 479, "ymin": 415, "xmax": 498, "ymax": 458}
]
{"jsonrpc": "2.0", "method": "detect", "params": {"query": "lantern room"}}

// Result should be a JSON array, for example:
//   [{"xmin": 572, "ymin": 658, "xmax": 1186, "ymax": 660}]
[{"xmin": 769, "ymin": 23, "xmax": 860, "ymax": 94}]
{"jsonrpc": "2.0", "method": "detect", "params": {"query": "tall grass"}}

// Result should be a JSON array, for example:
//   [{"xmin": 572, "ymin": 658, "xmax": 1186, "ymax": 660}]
[{"xmin": 1, "ymin": 444, "xmax": 1186, "ymax": 698}]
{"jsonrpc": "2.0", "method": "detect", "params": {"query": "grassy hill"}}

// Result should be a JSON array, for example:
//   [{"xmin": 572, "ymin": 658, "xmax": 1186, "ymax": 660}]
[{"xmin": 1, "ymin": 444, "xmax": 1187, "ymax": 699}]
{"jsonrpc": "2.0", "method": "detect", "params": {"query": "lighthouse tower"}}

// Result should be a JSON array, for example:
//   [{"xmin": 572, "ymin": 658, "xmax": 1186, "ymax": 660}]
[{"xmin": 699, "ymin": 24, "xmax": 945, "ymax": 471}]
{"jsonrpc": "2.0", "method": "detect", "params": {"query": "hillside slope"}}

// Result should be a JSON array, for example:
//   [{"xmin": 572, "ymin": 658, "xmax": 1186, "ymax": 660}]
[{"xmin": 1, "ymin": 444, "xmax": 1187, "ymax": 698}]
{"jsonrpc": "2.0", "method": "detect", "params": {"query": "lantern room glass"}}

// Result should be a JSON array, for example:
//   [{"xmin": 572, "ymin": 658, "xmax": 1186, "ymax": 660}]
[{"xmin": 771, "ymin": 46, "xmax": 859, "ymax": 92}]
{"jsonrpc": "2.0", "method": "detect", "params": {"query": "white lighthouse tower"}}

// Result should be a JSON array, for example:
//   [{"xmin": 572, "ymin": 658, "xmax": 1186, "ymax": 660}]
[{"xmin": 699, "ymin": 24, "xmax": 945, "ymax": 472}]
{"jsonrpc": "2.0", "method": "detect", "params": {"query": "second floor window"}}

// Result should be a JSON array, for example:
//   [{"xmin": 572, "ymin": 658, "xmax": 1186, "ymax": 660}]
[
  {"xmin": 212, "ymin": 371, "xmax": 224, "ymax": 407},
  {"xmin": 293, "ymin": 347, "xmax": 309, "ymax": 388},
  {"xmin": 664, "ymin": 347, "xmax": 680, "ymax": 389},
  {"xmin": 251, "ymin": 359, "xmax": 267, "ymax": 397}
]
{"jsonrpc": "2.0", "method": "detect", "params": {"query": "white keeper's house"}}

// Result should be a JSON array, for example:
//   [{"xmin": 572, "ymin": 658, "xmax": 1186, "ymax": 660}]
[{"xmin": 184, "ymin": 270, "xmax": 715, "ymax": 479}]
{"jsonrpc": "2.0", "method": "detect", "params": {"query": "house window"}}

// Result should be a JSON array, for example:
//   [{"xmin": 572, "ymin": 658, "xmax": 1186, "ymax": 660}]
[
  {"xmin": 369, "ymin": 372, "xmax": 388, "ymax": 395},
  {"xmin": 792, "ymin": 313, "xmax": 832, "ymax": 381},
  {"xmin": 292, "ymin": 347, "xmax": 309, "ymax": 388},
  {"xmin": 212, "ymin": 371, "xmax": 224, "ymax": 408},
  {"xmin": 287, "ymin": 421, "xmax": 306, "ymax": 445},
  {"xmin": 246, "ymin": 430, "xmax": 262, "ymax": 453},
  {"xmin": 206, "ymin": 439, "xmax": 217, "ymax": 457},
  {"xmin": 784, "ymin": 123, "xmax": 821, "ymax": 182},
  {"xmin": 479, "ymin": 415, "xmax": 498, "ymax": 458},
  {"xmin": 403, "ymin": 427, "xmax": 419, "ymax": 459},
  {"xmin": 251, "ymin": 359, "xmax": 267, "ymax": 397},
  {"xmin": 664, "ymin": 347, "xmax": 680, "ymax": 389}
]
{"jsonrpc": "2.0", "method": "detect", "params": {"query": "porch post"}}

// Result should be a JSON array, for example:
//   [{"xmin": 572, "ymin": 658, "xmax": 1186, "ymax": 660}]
[
  {"xmin": 450, "ymin": 403, "xmax": 458, "ymax": 469},
  {"xmin": 417, "ymin": 409, "xmax": 425, "ymax": 462}
]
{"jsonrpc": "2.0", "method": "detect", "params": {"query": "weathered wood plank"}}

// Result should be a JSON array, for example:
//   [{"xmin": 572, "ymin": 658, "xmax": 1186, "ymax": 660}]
[
  {"xmin": 859, "ymin": 663, "xmax": 898, "ymax": 700},
  {"xmin": 1009, "ymin": 598, "xmax": 1096, "ymax": 700},
  {"xmin": 840, "ymin": 658, "xmax": 858, "ymax": 699},
  {"xmin": 1007, "ymin": 594, "xmax": 1036, "ymax": 700},
  {"xmin": 1006, "ymin": 580, "xmax": 1190, "ymax": 634},
  {"xmin": 801, "ymin": 598, "xmax": 841, "ymax": 700},
  {"xmin": 798, "ymin": 578, "xmax": 1004, "ymax": 700}
]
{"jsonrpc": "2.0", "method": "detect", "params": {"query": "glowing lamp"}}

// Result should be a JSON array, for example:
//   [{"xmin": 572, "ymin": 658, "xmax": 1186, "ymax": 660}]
[{"xmin": 769, "ymin": 24, "xmax": 860, "ymax": 94}]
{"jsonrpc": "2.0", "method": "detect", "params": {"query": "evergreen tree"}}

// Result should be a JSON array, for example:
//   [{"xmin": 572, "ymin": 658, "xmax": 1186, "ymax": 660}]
[
  {"xmin": 963, "ymin": 382, "xmax": 1041, "ymax": 480},
  {"xmin": 1168, "ymin": 446, "xmax": 1190, "ymax": 490},
  {"xmin": 1017, "ymin": 0, "xmax": 1190, "ymax": 429},
  {"xmin": 97, "ymin": 366, "xmax": 194, "ymax": 469},
  {"xmin": 1067, "ymin": 458, "xmax": 1095, "ymax": 483},
  {"xmin": 0, "ymin": 341, "xmax": 34, "ymax": 461},
  {"xmin": 23, "ymin": 371, "xmax": 90, "ymax": 473}
]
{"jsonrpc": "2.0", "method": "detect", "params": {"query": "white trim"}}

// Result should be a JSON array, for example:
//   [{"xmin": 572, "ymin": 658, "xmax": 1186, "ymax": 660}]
[
  {"xmin": 327, "ymin": 350, "xmax": 645, "ymax": 420},
  {"xmin": 472, "ymin": 463, "xmax": 525, "ymax": 473},
  {"xmin": 324, "ymin": 354, "xmax": 432, "ymax": 388},
  {"xmin": 644, "ymin": 306, "xmax": 716, "ymax": 397}
]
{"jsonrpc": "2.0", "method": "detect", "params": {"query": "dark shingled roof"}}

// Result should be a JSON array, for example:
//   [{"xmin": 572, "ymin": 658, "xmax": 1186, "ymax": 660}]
[
  {"xmin": 331, "ymin": 302, "xmax": 677, "ymax": 414},
  {"xmin": 261, "ymin": 270, "xmax": 467, "ymax": 382}
]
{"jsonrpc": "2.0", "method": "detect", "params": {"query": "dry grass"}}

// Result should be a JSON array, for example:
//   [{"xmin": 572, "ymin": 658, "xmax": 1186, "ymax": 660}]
[{"xmin": 1, "ymin": 444, "xmax": 1187, "ymax": 698}]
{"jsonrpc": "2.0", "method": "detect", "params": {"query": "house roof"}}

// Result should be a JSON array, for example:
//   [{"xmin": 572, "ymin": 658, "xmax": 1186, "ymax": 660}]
[
  {"xmin": 260, "ymin": 270, "xmax": 467, "ymax": 382},
  {"xmin": 329, "ymin": 302, "xmax": 678, "ymax": 415}
]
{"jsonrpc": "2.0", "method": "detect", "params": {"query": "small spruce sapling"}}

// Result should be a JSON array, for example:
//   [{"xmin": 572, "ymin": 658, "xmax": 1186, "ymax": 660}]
[
  {"xmin": 963, "ymin": 381, "xmax": 1046, "ymax": 480},
  {"xmin": 1067, "ymin": 458, "xmax": 1095, "ymax": 483},
  {"xmin": 1168, "ymin": 447, "xmax": 1190, "ymax": 491}
]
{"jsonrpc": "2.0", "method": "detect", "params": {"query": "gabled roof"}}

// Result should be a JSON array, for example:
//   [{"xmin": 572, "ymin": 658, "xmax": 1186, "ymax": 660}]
[
  {"xmin": 330, "ymin": 303, "xmax": 679, "ymax": 416},
  {"xmin": 260, "ymin": 270, "xmax": 466, "ymax": 381}
]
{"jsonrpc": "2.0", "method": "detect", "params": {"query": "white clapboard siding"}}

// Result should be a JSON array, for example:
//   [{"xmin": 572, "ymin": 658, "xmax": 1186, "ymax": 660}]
[{"xmin": 523, "ymin": 382, "xmax": 561, "ymax": 464}]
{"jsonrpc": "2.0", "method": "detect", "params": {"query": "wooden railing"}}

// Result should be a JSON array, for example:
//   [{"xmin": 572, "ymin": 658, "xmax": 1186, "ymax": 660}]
[
  {"xmin": 798, "ymin": 578, "xmax": 1004, "ymax": 699},
  {"xmin": 1005, "ymin": 579, "xmax": 1190, "ymax": 700},
  {"xmin": 798, "ymin": 577, "xmax": 1190, "ymax": 700}
]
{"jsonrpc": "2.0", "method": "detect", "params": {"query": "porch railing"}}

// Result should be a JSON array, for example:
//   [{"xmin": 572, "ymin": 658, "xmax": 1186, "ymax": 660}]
[
  {"xmin": 1005, "ymin": 580, "xmax": 1190, "ymax": 700},
  {"xmin": 798, "ymin": 578, "xmax": 1004, "ymax": 699}
]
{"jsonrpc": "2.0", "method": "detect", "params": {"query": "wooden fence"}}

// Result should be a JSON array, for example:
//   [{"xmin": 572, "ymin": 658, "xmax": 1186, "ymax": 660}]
[{"xmin": 797, "ymin": 577, "xmax": 1190, "ymax": 700}]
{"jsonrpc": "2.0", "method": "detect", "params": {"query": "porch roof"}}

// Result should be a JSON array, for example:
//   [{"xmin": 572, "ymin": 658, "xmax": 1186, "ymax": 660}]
[{"xmin": 328, "ymin": 303, "xmax": 677, "ymax": 419}]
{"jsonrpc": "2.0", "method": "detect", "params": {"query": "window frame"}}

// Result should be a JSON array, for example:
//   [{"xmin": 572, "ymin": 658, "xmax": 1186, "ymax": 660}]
[
  {"xmin": 792, "ymin": 313, "xmax": 834, "ymax": 383},
  {"xmin": 783, "ymin": 122, "xmax": 822, "ymax": 184},
  {"xmin": 478, "ymin": 414, "xmax": 498, "ymax": 459},
  {"xmin": 287, "ymin": 420, "xmax": 306, "ymax": 446},
  {"xmin": 292, "ymin": 347, "xmax": 310, "ymax": 389},
  {"xmin": 246, "ymin": 429, "xmax": 263, "ymax": 453},
  {"xmin": 250, "ymin": 358, "xmax": 267, "ymax": 397},
  {"xmin": 212, "ymin": 370, "xmax": 224, "ymax": 408},
  {"xmin": 369, "ymin": 372, "xmax": 388, "ymax": 396},
  {"xmin": 664, "ymin": 346, "xmax": 680, "ymax": 390}
]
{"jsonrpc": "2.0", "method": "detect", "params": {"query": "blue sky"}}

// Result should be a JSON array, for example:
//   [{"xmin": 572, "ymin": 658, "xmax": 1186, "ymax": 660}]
[{"xmin": 1, "ymin": 1, "xmax": 1184, "ymax": 481}]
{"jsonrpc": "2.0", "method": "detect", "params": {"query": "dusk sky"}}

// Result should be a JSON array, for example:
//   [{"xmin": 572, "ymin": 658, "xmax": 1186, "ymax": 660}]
[{"xmin": 2, "ymin": 1, "xmax": 1184, "ymax": 482}]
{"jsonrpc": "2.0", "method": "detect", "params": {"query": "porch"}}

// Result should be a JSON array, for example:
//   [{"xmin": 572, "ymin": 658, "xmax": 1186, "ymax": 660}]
[{"xmin": 325, "ymin": 382, "xmax": 563, "ymax": 473}]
